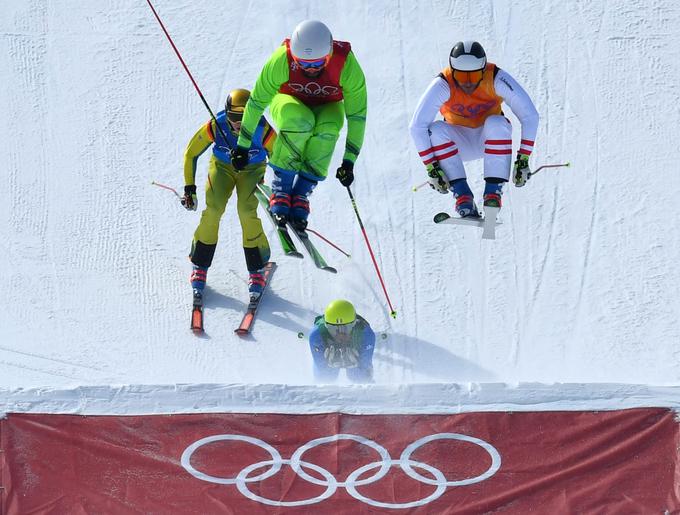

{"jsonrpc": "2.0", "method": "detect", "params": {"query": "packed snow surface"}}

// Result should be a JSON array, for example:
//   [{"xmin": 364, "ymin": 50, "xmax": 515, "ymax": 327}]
[{"xmin": 2, "ymin": 1, "xmax": 679, "ymax": 411}]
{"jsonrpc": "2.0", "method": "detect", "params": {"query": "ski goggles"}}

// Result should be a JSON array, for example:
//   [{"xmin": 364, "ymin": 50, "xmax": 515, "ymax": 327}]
[
  {"xmin": 326, "ymin": 320, "xmax": 356, "ymax": 339},
  {"xmin": 227, "ymin": 109, "xmax": 244, "ymax": 122},
  {"xmin": 453, "ymin": 69, "xmax": 484, "ymax": 84},
  {"xmin": 294, "ymin": 55, "xmax": 331, "ymax": 70}
]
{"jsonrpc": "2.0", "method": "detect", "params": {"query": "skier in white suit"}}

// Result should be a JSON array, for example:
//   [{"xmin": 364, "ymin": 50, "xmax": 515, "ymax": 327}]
[{"xmin": 409, "ymin": 41, "xmax": 539, "ymax": 218}]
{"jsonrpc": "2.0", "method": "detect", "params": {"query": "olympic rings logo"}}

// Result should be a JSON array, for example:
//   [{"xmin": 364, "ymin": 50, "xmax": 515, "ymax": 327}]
[
  {"xmin": 181, "ymin": 433, "xmax": 501, "ymax": 509},
  {"xmin": 287, "ymin": 82, "xmax": 340, "ymax": 97}
]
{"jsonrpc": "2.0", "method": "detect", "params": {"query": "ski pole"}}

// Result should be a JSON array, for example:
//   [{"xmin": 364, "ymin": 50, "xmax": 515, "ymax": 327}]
[
  {"xmin": 412, "ymin": 181, "xmax": 429, "ymax": 192},
  {"xmin": 528, "ymin": 162, "xmax": 570, "ymax": 178},
  {"xmin": 412, "ymin": 162, "xmax": 570, "ymax": 192},
  {"xmin": 145, "ymin": 0, "xmax": 230, "ymax": 143},
  {"xmin": 306, "ymin": 228, "xmax": 351, "ymax": 258},
  {"xmin": 151, "ymin": 181, "xmax": 181, "ymax": 199},
  {"xmin": 346, "ymin": 187, "xmax": 397, "ymax": 319}
]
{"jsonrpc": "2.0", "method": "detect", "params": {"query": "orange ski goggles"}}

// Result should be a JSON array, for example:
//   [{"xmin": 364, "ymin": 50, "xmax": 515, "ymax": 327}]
[{"xmin": 453, "ymin": 69, "xmax": 484, "ymax": 84}]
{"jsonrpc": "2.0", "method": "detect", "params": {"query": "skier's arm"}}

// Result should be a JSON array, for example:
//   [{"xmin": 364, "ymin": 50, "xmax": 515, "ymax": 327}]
[
  {"xmin": 262, "ymin": 119, "xmax": 277, "ymax": 155},
  {"xmin": 183, "ymin": 121, "xmax": 214, "ymax": 186},
  {"xmin": 494, "ymin": 69, "xmax": 539, "ymax": 156},
  {"xmin": 357, "ymin": 325, "xmax": 376, "ymax": 370},
  {"xmin": 339, "ymin": 51, "xmax": 367, "ymax": 163},
  {"xmin": 237, "ymin": 46, "xmax": 289, "ymax": 149},
  {"xmin": 408, "ymin": 76, "xmax": 451, "ymax": 165}
]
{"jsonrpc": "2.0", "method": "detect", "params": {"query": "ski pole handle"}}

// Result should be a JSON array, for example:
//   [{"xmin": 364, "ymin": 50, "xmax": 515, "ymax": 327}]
[
  {"xmin": 151, "ymin": 181, "xmax": 181, "ymax": 199},
  {"xmin": 529, "ymin": 162, "xmax": 570, "ymax": 178}
]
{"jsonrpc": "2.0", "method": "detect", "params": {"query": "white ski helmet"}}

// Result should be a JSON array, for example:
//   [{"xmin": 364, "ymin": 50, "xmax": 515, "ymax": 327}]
[
  {"xmin": 449, "ymin": 41, "xmax": 487, "ymax": 71},
  {"xmin": 290, "ymin": 20, "xmax": 333, "ymax": 61}
]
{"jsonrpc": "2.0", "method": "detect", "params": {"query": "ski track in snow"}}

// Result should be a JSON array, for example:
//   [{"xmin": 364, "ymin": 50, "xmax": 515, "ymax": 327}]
[{"xmin": 1, "ymin": 0, "xmax": 680, "ymax": 401}]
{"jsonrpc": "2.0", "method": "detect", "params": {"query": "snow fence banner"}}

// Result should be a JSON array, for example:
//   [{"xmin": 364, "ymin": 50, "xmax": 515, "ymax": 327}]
[{"xmin": 1, "ymin": 409, "xmax": 679, "ymax": 513}]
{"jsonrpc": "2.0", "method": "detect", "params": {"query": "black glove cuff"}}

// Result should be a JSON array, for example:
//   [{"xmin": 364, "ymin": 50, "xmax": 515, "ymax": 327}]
[
  {"xmin": 341, "ymin": 159, "xmax": 354, "ymax": 172},
  {"xmin": 184, "ymin": 184, "xmax": 197, "ymax": 195}
]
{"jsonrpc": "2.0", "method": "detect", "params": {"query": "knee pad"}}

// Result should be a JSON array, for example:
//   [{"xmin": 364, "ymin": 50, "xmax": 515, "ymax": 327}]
[{"xmin": 190, "ymin": 240, "xmax": 217, "ymax": 268}]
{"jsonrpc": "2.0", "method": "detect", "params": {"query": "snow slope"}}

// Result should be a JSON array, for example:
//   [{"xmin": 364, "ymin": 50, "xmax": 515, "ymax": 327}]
[{"xmin": 2, "ymin": 0, "xmax": 680, "ymax": 395}]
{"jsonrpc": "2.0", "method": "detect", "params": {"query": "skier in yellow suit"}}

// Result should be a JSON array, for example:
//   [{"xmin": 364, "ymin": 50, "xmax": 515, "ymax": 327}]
[{"xmin": 181, "ymin": 88, "xmax": 276, "ymax": 303}]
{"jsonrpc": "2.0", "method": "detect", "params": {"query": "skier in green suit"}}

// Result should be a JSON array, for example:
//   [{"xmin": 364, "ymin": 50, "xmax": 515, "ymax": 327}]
[{"xmin": 230, "ymin": 20, "xmax": 368, "ymax": 230}]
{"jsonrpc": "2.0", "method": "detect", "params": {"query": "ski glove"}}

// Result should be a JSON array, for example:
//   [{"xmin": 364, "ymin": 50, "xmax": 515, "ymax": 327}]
[
  {"xmin": 336, "ymin": 160, "xmax": 355, "ymax": 187},
  {"xmin": 181, "ymin": 184, "xmax": 198, "ymax": 211},
  {"xmin": 230, "ymin": 146, "xmax": 250, "ymax": 170},
  {"xmin": 426, "ymin": 162, "xmax": 450, "ymax": 194},
  {"xmin": 513, "ymin": 154, "xmax": 531, "ymax": 187}
]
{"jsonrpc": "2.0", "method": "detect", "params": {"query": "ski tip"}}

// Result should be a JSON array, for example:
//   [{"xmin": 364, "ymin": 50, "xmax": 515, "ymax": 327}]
[
  {"xmin": 433, "ymin": 212, "xmax": 450, "ymax": 224},
  {"xmin": 323, "ymin": 266, "xmax": 338, "ymax": 274},
  {"xmin": 234, "ymin": 328, "xmax": 249, "ymax": 336}
]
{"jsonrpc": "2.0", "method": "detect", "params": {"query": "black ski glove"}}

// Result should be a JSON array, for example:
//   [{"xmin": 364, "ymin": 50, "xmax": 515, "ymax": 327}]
[
  {"xmin": 336, "ymin": 159, "xmax": 355, "ymax": 187},
  {"xmin": 181, "ymin": 184, "xmax": 197, "ymax": 211},
  {"xmin": 230, "ymin": 146, "xmax": 250, "ymax": 170}
]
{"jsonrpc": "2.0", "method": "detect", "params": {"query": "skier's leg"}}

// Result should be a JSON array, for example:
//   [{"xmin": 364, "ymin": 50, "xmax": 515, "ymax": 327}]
[
  {"xmin": 289, "ymin": 176, "xmax": 317, "ymax": 230},
  {"xmin": 429, "ymin": 121, "xmax": 478, "ymax": 217},
  {"xmin": 235, "ymin": 164, "xmax": 271, "ymax": 299},
  {"xmin": 428, "ymin": 120, "xmax": 466, "ymax": 181},
  {"xmin": 190, "ymin": 157, "xmax": 236, "ymax": 289},
  {"xmin": 268, "ymin": 94, "xmax": 315, "ymax": 220},
  {"xmin": 481, "ymin": 115, "xmax": 512, "ymax": 208},
  {"xmin": 268, "ymin": 94, "xmax": 315, "ymax": 175},
  {"xmin": 305, "ymin": 101, "xmax": 344, "ymax": 179}
]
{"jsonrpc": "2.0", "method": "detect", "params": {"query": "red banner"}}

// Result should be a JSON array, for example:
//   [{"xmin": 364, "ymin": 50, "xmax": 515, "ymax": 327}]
[{"xmin": 1, "ymin": 409, "xmax": 678, "ymax": 514}]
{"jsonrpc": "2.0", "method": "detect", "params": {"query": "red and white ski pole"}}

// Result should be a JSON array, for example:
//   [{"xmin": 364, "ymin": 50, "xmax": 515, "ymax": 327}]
[
  {"xmin": 346, "ymin": 187, "xmax": 397, "ymax": 319},
  {"xmin": 146, "ymin": 0, "xmax": 229, "ymax": 143},
  {"xmin": 306, "ymin": 228, "xmax": 351, "ymax": 258},
  {"xmin": 151, "ymin": 180, "xmax": 181, "ymax": 199}
]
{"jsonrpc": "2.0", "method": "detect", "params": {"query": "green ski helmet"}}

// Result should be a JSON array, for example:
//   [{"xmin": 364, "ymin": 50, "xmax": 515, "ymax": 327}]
[
  {"xmin": 324, "ymin": 299, "xmax": 357, "ymax": 339},
  {"xmin": 225, "ymin": 88, "xmax": 250, "ymax": 123},
  {"xmin": 324, "ymin": 299, "xmax": 356, "ymax": 325}
]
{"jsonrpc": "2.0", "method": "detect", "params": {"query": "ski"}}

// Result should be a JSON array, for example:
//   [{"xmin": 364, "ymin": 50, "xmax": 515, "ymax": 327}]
[
  {"xmin": 235, "ymin": 261, "xmax": 277, "ymax": 336},
  {"xmin": 434, "ymin": 210, "xmax": 502, "ymax": 240},
  {"xmin": 289, "ymin": 226, "xmax": 337, "ymax": 273},
  {"xmin": 481, "ymin": 206, "xmax": 500, "ymax": 240},
  {"xmin": 191, "ymin": 290, "xmax": 204, "ymax": 334},
  {"xmin": 254, "ymin": 184, "xmax": 303, "ymax": 258},
  {"xmin": 259, "ymin": 183, "xmax": 336, "ymax": 273}
]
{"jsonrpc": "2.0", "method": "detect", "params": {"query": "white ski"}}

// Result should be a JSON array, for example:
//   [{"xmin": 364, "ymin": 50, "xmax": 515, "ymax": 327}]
[
  {"xmin": 481, "ymin": 206, "xmax": 500, "ymax": 240},
  {"xmin": 433, "ymin": 210, "xmax": 502, "ymax": 240}
]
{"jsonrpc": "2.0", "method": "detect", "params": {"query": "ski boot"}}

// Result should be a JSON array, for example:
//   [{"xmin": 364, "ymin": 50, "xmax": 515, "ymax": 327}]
[
  {"xmin": 290, "ymin": 176, "xmax": 317, "ymax": 231},
  {"xmin": 269, "ymin": 192, "xmax": 291, "ymax": 227},
  {"xmin": 483, "ymin": 179, "xmax": 504, "ymax": 209},
  {"xmin": 451, "ymin": 179, "xmax": 480, "ymax": 218},
  {"xmin": 190, "ymin": 265, "xmax": 207, "ymax": 306},
  {"xmin": 248, "ymin": 269, "xmax": 266, "ymax": 302},
  {"xmin": 290, "ymin": 195, "xmax": 310, "ymax": 231}
]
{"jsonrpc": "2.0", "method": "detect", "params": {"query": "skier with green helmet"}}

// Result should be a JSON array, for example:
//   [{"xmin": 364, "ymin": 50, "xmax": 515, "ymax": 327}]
[
  {"xmin": 309, "ymin": 299, "xmax": 376, "ymax": 383},
  {"xmin": 230, "ymin": 20, "xmax": 368, "ymax": 231}
]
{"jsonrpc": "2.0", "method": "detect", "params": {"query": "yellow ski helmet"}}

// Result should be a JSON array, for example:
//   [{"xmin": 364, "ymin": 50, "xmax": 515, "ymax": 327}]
[
  {"xmin": 324, "ymin": 299, "xmax": 356, "ymax": 325},
  {"xmin": 225, "ymin": 88, "xmax": 250, "ymax": 122}
]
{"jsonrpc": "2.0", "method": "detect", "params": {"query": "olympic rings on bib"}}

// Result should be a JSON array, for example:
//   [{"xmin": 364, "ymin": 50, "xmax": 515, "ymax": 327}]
[{"xmin": 180, "ymin": 432, "xmax": 502, "ymax": 509}]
